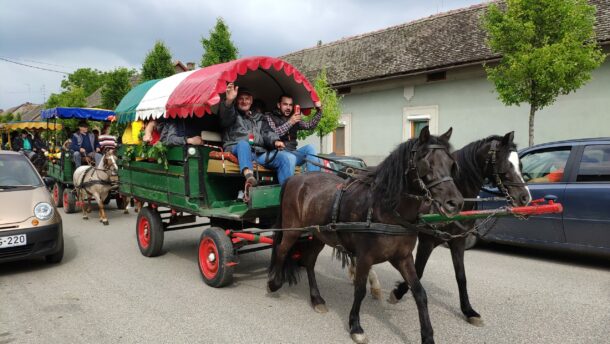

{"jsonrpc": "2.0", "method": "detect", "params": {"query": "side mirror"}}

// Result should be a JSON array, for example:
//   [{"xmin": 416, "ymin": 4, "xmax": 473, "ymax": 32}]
[{"xmin": 43, "ymin": 177, "xmax": 55, "ymax": 188}]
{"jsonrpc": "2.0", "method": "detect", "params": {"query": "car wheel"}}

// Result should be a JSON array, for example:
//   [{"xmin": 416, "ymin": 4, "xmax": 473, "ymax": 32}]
[
  {"xmin": 45, "ymin": 237, "xmax": 64, "ymax": 264},
  {"xmin": 464, "ymin": 234, "xmax": 479, "ymax": 250}
]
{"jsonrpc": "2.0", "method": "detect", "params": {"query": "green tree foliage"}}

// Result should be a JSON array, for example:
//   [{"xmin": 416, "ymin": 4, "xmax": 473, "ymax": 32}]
[
  {"xmin": 298, "ymin": 69, "xmax": 342, "ymax": 150},
  {"xmin": 45, "ymin": 87, "xmax": 87, "ymax": 109},
  {"xmin": 101, "ymin": 68, "xmax": 136, "ymax": 110},
  {"xmin": 142, "ymin": 40, "xmax": 175, "ymax": 82},
  {"xmin": 483, "ymin": 0, "xmax": 605, "ymax": 146},
  {"xmin": 0, "ymin": 113, "xmax": 15, "ymax": 123},
  {"xmin": 60, "ymin": 68, "xmax": 107, "ymax": 96},
  {"xmin": 200, "ymin": 17, "xmax": 239, "ymax": 67}
]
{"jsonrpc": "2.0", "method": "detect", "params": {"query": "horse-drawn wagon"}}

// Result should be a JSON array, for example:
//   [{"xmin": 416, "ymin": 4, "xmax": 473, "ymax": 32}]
[
  {"xmin": 41, "ymin": 107, "xmax": 124, "ymax": 214},
  {"xmin": 0, "ymin": 121, "xmax": 61, "ymax": 175}
]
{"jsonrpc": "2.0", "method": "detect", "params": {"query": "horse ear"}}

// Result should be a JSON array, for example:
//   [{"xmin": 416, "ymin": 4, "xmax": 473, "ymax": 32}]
[
  {"xmin": 502, "ymin": 131, "xmax": 515, "ymax": 146},
  {"xmin": 418, "ymin": 126, "xmax": 430, "ymax": 143},
  {"xmin": 440, "ymin": 127, "xmax": 453, "ymax": 142}
]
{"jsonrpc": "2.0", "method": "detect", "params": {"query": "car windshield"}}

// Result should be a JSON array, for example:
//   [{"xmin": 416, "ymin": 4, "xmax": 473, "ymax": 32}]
[{"xmin": 0, "ymin": 154, "xmax": 43, "ymax": 187}]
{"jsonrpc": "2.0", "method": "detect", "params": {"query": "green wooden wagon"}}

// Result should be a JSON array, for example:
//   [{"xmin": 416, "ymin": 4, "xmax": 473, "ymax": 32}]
[{"xmin": 41, "ymin": 107, "xmax": 125, "ymax": 213}]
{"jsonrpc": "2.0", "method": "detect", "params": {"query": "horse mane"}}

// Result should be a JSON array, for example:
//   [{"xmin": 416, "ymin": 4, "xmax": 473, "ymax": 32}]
[
  {"xmin": 453, "ymin": 135, "xmax": 517, "ymax": 196},
  {"xmin": 365, "ymin": 135, "xmax": 449, "ymax": 210}
]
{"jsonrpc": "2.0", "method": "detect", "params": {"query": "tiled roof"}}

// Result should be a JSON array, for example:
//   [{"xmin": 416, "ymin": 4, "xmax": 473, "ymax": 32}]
[{"xmin": 281, "ymin": 0, "xmax": 610, "ymax": 86}]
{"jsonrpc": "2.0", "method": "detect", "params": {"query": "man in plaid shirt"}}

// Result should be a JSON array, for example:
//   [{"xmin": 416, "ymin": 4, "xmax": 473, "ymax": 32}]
[{"xmin": 265, "ymin": 94, "xmax": 323, "ymax": 172}]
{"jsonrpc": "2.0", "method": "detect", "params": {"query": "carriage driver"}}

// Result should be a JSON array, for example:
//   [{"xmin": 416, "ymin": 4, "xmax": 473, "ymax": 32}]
[
  {"xmin": 70, "ymin": 120, "xmax": 102, "ymax": 168},
  {"xmin": 219, "ymin": 83, "xmax": 294, "ymax": 186}
]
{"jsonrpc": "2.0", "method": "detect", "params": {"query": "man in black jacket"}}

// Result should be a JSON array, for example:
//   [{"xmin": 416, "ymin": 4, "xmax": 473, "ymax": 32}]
[
  {"xmin": 219, "ymin": 83, "xmax": 293, "ymax": 186},
  {"xmin": 265, "ymin": 94, "xmax": 323, "ymax": 172}
]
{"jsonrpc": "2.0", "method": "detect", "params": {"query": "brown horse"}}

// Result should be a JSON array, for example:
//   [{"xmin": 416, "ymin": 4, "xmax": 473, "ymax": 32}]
[
  {"xmin": 388, "ymin": 132, "xmax": 531, "ymax": 326},
  {"xmin": 73, "ymin": 149, "xmax": 119, "ymax": 225},
  {"xmin": 267, "ymin": 127, "xmax": 463, "ymax": 344}
]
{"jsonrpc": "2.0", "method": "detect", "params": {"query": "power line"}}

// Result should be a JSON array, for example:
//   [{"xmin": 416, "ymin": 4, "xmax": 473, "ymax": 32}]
[
  {"xmin": 0, "ymin": 56, "xmax": 74, "ymax": 69},
  {"xmin": 0, "ymin": 57, "xmax": 70, "ymax": 74}
]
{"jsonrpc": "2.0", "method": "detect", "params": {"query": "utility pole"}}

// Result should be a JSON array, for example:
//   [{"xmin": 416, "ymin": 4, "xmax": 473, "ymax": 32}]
[{"xmin": 41, "ymin": 84, "xmax": 46, "ymax": 104}]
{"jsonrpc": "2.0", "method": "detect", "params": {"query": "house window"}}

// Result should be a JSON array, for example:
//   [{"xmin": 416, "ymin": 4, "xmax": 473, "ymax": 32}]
[
  {"xmin": 410, "ymin": 119, "xmax": 429, "ymax": 138},
  {"xmin": 402, "ymin": 106, "xmax": 438, "ymax": 140}
]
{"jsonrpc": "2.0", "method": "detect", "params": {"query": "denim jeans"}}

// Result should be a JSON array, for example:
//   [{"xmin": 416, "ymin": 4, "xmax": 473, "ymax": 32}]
[
  {"xmin": 291, "ymin": 144, "xmax": 321, "ymax": 172},
  {"xmin": 231, "ymin": 140, "xmax": 296, "ymax": 185}
]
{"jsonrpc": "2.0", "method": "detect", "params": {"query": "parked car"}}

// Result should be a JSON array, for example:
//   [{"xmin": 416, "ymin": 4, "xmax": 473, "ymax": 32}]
[
  {"xmin": 0, "ymin": 151, "xmax": 63, "ymax": 263},
  {"xmin": 472, "ymin": 137, "xmax": 610, "ymax": 257},
  {"xmin": 318, "ymin": 154, "xmax": 367, "ymax": 174}
]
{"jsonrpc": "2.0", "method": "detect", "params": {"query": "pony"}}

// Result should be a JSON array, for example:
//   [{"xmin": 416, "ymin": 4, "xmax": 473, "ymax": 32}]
[
  {"xmin": 267, "ymin": 127, "xmax": 463, "ymax": 344},
  {"xmin": 72, "ymin": 149, "xmax": 119, "ymax": 225}
]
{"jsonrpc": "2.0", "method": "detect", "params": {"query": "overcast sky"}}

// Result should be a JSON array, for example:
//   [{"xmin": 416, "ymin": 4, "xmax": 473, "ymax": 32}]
[{"xmin": 0, "ymin": 0, "xmax": 485, "ymax": 110}]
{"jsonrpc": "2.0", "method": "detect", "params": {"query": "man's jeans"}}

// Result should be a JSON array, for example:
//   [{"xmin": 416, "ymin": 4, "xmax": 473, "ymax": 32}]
[
  {"xmin": 231, "ymin": 140, "xmax": 295, "ymax": 185},
  {"xmin": 290, "ymin": 144, "xmax": 321, "ymax": 172},
  {"xmin": 74, "ymin": 151, "xmax": 102, "ymax": 168}
]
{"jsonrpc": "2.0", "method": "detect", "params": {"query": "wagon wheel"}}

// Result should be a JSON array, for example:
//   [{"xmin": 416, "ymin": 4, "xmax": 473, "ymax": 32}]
[
  {"xmin": 136, "ymin": 207, "xmax": 164, "ymax": 257},
  {"xmin": 115, "ymin": 194, "xmax": 126, "ymax": 210},
  {"xmin": 52, "ymin": 182, "xmax": 64, "ymax": 208},
  {"xmin": 198, "ymin": 227, "xmax": 235, "ymax": 288},
  {"xmin": 62, "ymin": 188, "xmax": 79, "ymax": 214}
]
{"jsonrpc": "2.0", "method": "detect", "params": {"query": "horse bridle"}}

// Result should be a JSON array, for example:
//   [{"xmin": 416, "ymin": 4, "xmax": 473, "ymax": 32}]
[
  {"xmin": 404, "ymin": 143, "xmax": 455, "ymax": 205},
  {"xmin": 483, "ymin": 141, "xmax": 526, "ymax": 206}
]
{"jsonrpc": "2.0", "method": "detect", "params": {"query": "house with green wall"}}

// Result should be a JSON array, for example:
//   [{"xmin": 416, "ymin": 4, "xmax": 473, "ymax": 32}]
[{"xmin": 282, "ymin": 1, "xmax": 610, "ymax": 165}]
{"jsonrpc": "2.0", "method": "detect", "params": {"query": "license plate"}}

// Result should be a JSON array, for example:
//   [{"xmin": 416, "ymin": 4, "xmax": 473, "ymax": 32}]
[{"xmin": 0, "ymin": 234, "xmax": 27, "ymax": 248}]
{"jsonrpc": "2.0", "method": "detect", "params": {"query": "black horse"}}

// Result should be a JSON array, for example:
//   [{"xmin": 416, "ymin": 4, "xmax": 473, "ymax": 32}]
[
  {"xmin": 388, "ymin": 132, "xmax": 531, "ymax": 326},
  {"xmin": 267, "ymin": 127, "xmax": 463, "ymax": 344}
]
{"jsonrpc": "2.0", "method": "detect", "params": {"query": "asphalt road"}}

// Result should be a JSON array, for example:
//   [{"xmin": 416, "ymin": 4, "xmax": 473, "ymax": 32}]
[{"xmin": 1, "ymin": 204, "xmax": 609, "ymax": 344}]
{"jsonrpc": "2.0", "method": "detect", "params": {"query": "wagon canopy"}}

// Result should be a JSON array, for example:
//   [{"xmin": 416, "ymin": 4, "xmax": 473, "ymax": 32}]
[
  {"xmin": 114, "ymin": 56, "xmax": 319, "ymax": 123},
  {"xmin": 40, "ymin": 107, "xmax": 115, "ymax": 121},
  {"xmin": 0, "ymin": 121, "xmax": 63, "ymax": 131}
]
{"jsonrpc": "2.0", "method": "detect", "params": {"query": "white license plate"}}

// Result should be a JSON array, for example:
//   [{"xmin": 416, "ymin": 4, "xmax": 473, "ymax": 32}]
[{"xmin": 0, "ymin": 234, "xmax": 27, "ymax": 248}]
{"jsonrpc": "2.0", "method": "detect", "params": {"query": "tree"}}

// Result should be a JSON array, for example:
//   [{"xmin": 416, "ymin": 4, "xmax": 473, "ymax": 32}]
[
  {"xmin": 141, "ymin": 40, "xmax": 175, "ymax": 82},
  {"xmin": 200, "ymin": 17, "xmax": 239, "ymax": 67},
  {"xmin": 101, "ymin": 68, "xmax": 136, "ymax": 109},
  {"xmin": 45, "ymin": 87, "xmax": 87, "ymax": 108},
  {"xmin": 483, "ymin": 0, "xmax": 605, "ymax": 146},
  {"xmin": 60, "ymin": 68, "xmax": 107, "ymax": 96},
  {"xmin": 298, "ymin": 69, "xmax": 342, "ymax": 151}
]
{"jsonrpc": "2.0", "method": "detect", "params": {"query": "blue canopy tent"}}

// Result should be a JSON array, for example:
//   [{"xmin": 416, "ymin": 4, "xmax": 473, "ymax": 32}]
[{"xmin": 41, "ymin": 107, "xmax": 115, "ymax": 121}]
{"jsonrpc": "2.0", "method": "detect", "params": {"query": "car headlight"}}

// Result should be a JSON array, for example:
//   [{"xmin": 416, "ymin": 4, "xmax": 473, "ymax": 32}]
[{"xmin": 34, "ymin": 202, "xmax": 54, "ymax": 221}]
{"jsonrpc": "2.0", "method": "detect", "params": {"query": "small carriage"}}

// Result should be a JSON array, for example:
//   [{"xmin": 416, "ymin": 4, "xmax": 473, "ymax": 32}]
[
  {"xmin": 0, "ymin": 121, "xmax": 61, "ymax": 175},
  {"xmin": 41, "ymin": 107, "xmax": 125, "ymax": 213}
]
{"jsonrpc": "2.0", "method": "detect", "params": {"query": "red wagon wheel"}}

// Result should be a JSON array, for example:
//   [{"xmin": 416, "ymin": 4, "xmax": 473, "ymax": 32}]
[
  {"xmin": 136, "ymin": 207, "xmax": 164, "ymax": 257},
  {"xmin": 52, "ymin": 183, "xmax": 63, "ymax": 207},
  {"xmin": 198, "ymin": 227, "xmax": 235, "ymax": 288}
]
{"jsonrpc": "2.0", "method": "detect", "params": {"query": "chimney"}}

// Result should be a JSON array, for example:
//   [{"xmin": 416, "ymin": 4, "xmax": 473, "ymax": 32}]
[{"xmin": 186, "ymin": 62, "xmax": 196, "ymax": 71}]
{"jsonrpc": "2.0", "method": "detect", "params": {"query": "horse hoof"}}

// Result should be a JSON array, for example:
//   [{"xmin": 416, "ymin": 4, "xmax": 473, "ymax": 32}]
[
  {"xmin": 313, "ymin": 304, "xmax": 328, "ymax": 314},
  {"xmin": 123, "ymin": 210, "xmax": 129, "ymax": 214},
  {"xmin": 371, "ymin": 288, "xmax": 382, "ymax": 300},
  {"xmin": 350, "ymin": 333, "xmax": 368, "ymax": 344},
  {"xmin": 103, "ymin": 221, "xmax": 109, "ymax": 226},
  {"xmin": 82, "ymin": 217, "xmax": 88, "ymax": 220},
  {"xmin": 387, "ymin": 291, "xmax": 399, "ymax": 304},
  {"xmin": 467, "ymin": 316, "xmax": 484, "ymax": 327}
]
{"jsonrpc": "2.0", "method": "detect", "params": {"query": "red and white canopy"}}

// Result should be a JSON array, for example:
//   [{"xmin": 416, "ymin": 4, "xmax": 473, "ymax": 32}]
[{"xmin": 123, "ymin": 56, "xmax": 319, "ymax": 122}]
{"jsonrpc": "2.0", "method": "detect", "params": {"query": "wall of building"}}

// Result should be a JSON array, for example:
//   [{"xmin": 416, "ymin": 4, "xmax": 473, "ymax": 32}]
[{"xmin": 301, "ymin": 57, "xmax": 610, "ymax": 165}]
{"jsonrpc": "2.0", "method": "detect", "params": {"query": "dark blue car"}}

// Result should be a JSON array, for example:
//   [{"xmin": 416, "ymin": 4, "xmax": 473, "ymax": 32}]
[{"xmin": 473, "ymin": 137, "xmax": 610, "ymax": 257}]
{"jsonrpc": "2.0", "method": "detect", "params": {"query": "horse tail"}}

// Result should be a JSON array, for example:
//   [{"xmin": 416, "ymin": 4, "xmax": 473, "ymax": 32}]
[{"xmin": 268, "ymin": 181, "xmax": 300, "ymax": 286}]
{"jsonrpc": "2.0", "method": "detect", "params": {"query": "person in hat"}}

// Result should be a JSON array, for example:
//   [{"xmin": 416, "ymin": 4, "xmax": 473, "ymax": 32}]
[
  {"xmin": 219, "ymin": 82, "xmax": 295, "ymax": 186},
  {"xmin": 70, "ymin": 120, "xmax": 101, "ymax": 167}
]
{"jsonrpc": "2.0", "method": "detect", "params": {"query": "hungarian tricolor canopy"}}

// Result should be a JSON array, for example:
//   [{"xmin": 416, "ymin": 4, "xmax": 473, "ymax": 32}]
[{"xmin": 115, "ymin": 56, "xmax": 319, "ymax": 123}]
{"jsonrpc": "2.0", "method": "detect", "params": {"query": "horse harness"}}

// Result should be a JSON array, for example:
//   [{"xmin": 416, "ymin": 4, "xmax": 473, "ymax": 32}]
[
  {"xmin": 77, "ymin": 166, "xmax": 115, "ymax": 190},
  {"xmin": 321, "ymin": 143, "xmax": 460, "ymax": 241}
]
